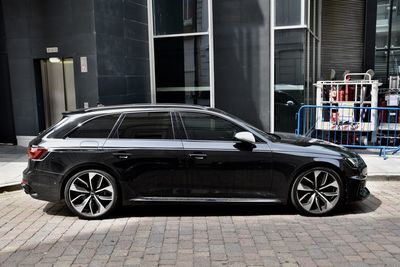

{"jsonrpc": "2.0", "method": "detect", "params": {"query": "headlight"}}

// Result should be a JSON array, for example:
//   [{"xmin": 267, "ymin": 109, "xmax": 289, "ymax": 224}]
[{"xmin": 345, "ymin": 157, "xmax": 359, "ymax": 167}]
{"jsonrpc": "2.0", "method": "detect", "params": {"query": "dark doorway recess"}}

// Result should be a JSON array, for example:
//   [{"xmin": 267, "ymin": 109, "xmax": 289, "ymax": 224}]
[{"xmin": 0, "ymin": 1, "xmax": 16, "ymax": 145}]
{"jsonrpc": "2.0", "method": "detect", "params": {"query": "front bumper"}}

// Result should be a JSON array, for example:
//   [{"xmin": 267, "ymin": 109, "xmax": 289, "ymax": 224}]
[{"xmin": 346, "ymin": 166, "xmax": 370, "ymax": 202}]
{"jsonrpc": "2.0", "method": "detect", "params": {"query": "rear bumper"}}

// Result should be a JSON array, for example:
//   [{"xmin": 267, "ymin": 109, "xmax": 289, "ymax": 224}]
[{"xmin": 22, "ymin": 168, "xmax": 62, "ymax": 202}]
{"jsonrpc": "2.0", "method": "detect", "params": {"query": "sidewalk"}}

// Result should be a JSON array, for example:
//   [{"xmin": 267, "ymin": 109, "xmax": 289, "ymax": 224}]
[
  {"xmin": 0, "ymin": 146, "xmax": 399, "ymax": 188},
  {"xmin": 354, "ymin": 149, "xmax": 400, "ymax": 180},
  {"xmin": 0, "ymin": 145, "xmax": 27, "ymax": 187}
]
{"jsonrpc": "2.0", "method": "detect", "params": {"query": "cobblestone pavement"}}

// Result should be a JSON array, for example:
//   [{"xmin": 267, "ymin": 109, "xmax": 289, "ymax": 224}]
[{"xmin": 0, "ymin": 182, "xmax": 399, "ymax": 267}]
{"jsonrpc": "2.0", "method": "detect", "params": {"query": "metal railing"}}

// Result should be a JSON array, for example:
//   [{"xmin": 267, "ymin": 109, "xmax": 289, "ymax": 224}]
[{"xmin": 296, "ymin": 105, "xmax": 400, "ymax": 152}]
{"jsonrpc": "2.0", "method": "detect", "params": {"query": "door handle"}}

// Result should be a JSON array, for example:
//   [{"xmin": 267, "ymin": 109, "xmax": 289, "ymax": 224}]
[
  {"xmin": 188, "ymin": 153, "xmax": 208, "ymax": 160},
  {"xmin": 113, "ymin": 152, "xmax": 132, "ymax": 159}
]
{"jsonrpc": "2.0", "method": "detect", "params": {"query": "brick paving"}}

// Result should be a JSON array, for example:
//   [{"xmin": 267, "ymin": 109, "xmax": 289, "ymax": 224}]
[{"xmin": 0, "ymin": 181, "xmax": 399, "ymax": 266}]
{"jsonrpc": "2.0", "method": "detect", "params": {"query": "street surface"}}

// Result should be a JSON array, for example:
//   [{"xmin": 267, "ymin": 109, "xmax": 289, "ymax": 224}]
[{"xmin": 0, "ymin": 181, "xmax": 399, "ymax": 266}]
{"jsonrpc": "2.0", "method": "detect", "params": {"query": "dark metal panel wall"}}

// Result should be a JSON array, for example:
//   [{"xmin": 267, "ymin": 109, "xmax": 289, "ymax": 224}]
[
  {"xmin": 321, "ymin": 0, "xmax": 366, "ymax": 79},
  {"xmin": 1, "ymin": 0, "xmax": 99, "ymax": 136},
  {"xmin": 95, "ymin": 0, "xmax": 150, "ymax": 105}
]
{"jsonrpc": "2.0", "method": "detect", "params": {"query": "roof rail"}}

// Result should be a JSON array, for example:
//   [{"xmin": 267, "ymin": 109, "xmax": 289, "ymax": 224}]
[{"xmin": 62, "ymin": 103, "xmax": 209, "ymax": 116}]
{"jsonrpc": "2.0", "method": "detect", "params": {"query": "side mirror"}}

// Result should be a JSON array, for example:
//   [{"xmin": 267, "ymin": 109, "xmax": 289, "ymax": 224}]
[{"xmin": 234, "ymin": 131, "xmax": 256, "ymax": 144}]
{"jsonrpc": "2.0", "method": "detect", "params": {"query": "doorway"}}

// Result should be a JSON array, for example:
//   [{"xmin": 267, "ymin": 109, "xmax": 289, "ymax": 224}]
[{"xmin": 35, "ymin": 58, "xmax": 76, "ymax": 130}]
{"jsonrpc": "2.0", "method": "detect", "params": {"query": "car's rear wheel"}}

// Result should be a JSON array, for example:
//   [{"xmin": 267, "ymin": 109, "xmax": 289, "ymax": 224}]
[
  {"xmin": 64, "ymin": 169, "xmax": 118, "ymax": 219},
  {"xmin": 291, "ymin": 167, "xmax": 343, "ymax": 216}
]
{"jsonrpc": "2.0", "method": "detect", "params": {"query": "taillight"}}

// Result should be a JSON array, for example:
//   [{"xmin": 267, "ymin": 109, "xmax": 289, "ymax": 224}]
[{"xmin": 28, "ymin": 146, "xmax": 48, "ymax": 160}]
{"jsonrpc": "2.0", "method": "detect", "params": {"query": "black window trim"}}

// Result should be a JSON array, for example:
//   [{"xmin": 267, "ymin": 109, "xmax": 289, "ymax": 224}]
[
  {"xmin": 109, "ymin": 110, "xmax": 176, "ymax": 140},
  {"xmin": 64, "ymin": 113, "xmax": 123, "ymax": 139}
]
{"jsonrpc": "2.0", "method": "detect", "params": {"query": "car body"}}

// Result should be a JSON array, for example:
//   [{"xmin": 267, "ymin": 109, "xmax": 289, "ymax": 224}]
[{"xmin": 22, "ymin": 104, "xmax": 369, "ymax": 219}]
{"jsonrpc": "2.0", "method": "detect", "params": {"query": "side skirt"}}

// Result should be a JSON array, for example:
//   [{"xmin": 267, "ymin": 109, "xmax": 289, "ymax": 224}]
[{"xmin": 129, "ymin": 197, "xmax": 282, "ymax": 204}]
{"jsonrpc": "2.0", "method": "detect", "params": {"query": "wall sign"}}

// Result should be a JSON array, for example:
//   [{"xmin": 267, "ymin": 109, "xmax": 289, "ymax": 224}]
[
  {"xmin": 46, "ymin": 47, "xmax": 58, "ymax": 53},
  {"xmin": 80, "ymin": 56, "xmax": 88, "ymax": 73}
]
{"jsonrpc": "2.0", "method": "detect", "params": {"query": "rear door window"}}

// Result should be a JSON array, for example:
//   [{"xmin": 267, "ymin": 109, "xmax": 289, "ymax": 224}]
[
  {"xmin": 68, "ymin": 114, "xmax": 120, "ymax": 138},
  {"xmin": 115, "ymin": 112, "xmax": 174, "ymax": 139}
]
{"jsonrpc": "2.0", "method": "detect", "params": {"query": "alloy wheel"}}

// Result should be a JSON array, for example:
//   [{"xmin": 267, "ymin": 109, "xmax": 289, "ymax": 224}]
[
  {"xmin": 295, "ymin": 169, "xmax": 341, "ymax": 215},
  {"xmin": 67, "ymin": 171, "xmax": 115, "ymax": 217}
]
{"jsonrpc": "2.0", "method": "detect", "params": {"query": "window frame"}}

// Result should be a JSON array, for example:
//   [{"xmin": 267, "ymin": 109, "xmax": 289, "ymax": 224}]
[{"xmin": 109, "ymin": 110, "xmax": 176, "ymax": 140}]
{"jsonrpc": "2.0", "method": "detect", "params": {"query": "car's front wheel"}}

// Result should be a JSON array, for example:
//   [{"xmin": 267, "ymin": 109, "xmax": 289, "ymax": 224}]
[
  {"xmin": 291, "ymin": 167, "xmax": 343, "ymax": 216},
  {"xmin": 64, "ymin": 169, "xmax": 118, "ymax": 219}
]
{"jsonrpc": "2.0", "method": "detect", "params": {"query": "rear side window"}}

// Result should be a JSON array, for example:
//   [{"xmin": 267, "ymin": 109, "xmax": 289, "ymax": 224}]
[
  {"xmin": 180, "ymin": 112, "xmax": 245, "ymax": 141},
  {"xmin": 115, "ymin": 112, "xmax": 173, "ymax": 139},
  {"xmin": 68, "ymin": 115, "xmax": 120, "ymax": 138}
]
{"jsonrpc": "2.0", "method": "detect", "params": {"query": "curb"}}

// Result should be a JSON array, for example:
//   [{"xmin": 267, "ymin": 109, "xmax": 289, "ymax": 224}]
[
  {"xmin": 367, "ymin": 175, "xmax": 400, "ymax": 181},
  {"xmin": 0, "ymin": 184, "xmax": 21, "ymax": 193}
]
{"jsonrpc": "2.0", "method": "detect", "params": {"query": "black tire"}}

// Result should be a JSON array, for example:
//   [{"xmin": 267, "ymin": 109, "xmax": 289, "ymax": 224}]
[
  {"xmin": 64, "ymin": 169, "xmax": 118, "ymax": 219},
  {"xmin": 290, "ymin": 167, "xmax": 344, "ymax": 216}
]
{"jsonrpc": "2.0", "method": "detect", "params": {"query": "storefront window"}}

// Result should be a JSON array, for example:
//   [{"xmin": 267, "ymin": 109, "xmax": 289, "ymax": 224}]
[
  {"xmin": 154, "ymin": 36, "xmax": 210, "ymax": 105},
  {"xmin": 375, "ymin": 0, "xmax": 400, "ymax": 86},
  {"xmin": 375, "ymin": 50, "xmax": 388, "ymax": 81},
  {"xmin": 389, "ymin": 50, "xmax": 400, "ymax": 76},
  {"xmin": 274, "ymin": 29, "xmax": 306, "ymax": 132},
  {"xmin": 274, "ymin": 0, "xmax": 320, "ymax": 133},
  {"xmin": 276, "ymin": 0, "xmax": 302, "ymax": 26},
  {"xmin": 153, "ymin": 0, "xmax": 208, "ymax": 35},
  {"xmin": 376, "ymin": 0, "xmax": 390, "ymax": 49},
  {"xmin": 391, "ymin": 0, "xmax": 400, "ymax": 48},
  {"xmin": 151, "ymin": 0, "xmax": 212, "ymax": 106},
  {"xmin": 275, "ymin": 30, "xmax": 305, "ymax": 92}
]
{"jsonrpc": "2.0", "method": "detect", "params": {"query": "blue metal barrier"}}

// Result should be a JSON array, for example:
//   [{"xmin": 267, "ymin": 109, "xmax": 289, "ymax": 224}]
[{"xmin": 296, "ymin": 105, "xmax": 400, "ymax": 158}]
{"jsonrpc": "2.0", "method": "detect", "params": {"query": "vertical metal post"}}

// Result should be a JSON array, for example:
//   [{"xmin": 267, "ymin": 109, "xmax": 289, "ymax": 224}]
[
  {"xmin": 301, "ymin": 0, "xmax": 306, "ymax": 26},
  {"xmin": 208, "ymin": 0, "xmax": 215, "ymax": 108},
  {"xmin": 316, "ymin": 81, "xmax": 322, "ymax": 129},
  {"xmin": 371, "ymin": 80, "xmax": 379, "ymax": 143},
  {"xmin": 317, "ymin": 0, "xmax": 321, "ymax": 80},
  {"xmin": 147, "ymin": 0, "xmax": 156, "ymax": 104},
  {"xmin": 270, "ymin": 0, "xmax": 275, "ymax": 133}
]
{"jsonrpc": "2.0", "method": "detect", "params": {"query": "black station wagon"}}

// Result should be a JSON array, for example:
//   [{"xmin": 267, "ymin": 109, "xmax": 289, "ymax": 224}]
[{"xmin": 22, "ymin": 104, "xmax": 369, "ymax": 219}]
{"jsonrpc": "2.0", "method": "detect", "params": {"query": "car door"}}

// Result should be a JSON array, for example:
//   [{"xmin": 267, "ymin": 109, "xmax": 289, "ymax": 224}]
[
  {"xmin": 103, "ymin": 111, "xmax": 186, "ymax": 199},
  {"xmin": 177, "ymin": 111, "xmax": 273, "ymax": 199}
]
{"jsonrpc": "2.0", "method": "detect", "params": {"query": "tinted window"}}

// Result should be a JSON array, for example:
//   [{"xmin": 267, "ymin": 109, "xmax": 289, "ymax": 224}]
[
  {"xmin": 153, "ymin": 0, "xmax": 208, "ymax": 35},
  {"xmin": 68, "ymin": 115, "xmax": 120, "ymax": 138},
  {"xmin": 116, "ymin": 112, "xmax": 173, "ymax": 139},
  {"xmin": 180, "ymin": 112, "xmax": 244, "ymax": 141}
]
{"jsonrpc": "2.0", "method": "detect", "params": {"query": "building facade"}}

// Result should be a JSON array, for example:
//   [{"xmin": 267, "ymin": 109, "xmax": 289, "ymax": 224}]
[{"xmin": 0, "ymin": 0, "xmax": 388, "ymax": 146}]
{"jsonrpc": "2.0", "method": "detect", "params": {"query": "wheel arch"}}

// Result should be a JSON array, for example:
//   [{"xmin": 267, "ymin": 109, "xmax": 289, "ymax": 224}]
[
  {"xmin": 60, "ymin": 163, "xmax": 122, "ymax": 200},
  {"xmin": 287, "ymin": 160, "xmax": 345, "ymax": 202}
]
